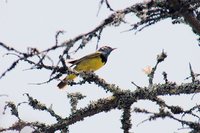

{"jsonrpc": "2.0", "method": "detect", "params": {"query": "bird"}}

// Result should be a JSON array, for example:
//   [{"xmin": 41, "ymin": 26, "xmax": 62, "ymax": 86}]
[{"xmin": 57, "ymin": 46, "xmax": 116, "ymax": 89}]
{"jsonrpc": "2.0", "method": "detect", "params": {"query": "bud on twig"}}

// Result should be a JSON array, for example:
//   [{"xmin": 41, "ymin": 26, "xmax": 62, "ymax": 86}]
[{"xmin": 157, "ymin": 50, "xmax": 167, "ymax": 63}]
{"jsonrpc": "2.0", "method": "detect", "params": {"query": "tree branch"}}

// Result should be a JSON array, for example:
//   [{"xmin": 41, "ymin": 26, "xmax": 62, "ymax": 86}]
[
  {"xmin": 169, "ymin": 0, "xmax": 200, "ymax": 35},
  {"xmin": 121, "ymin": 105, "xmax": 132, "ymax": 133},
  {"xmin": 45, "ymin": 81, "xmax": 200, "ymax": 132}
]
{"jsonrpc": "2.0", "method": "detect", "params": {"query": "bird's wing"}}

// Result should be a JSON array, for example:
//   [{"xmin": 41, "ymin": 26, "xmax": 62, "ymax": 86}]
[{"xmin": 68, "ymin": 52, "xmax": 101, "ymax": 66}]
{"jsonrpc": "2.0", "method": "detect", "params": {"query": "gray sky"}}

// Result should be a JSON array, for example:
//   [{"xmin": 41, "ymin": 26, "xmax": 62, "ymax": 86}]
[{"xmin": 0, "ymin": 0, "xmax": 200, "ymax": 133}]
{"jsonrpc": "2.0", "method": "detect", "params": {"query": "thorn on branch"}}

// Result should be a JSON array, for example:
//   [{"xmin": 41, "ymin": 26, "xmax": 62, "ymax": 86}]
[
  {"xmin": 185, "ymin": 63, "xmax": 200, "ymax": 82},
  {"xmin": 131, "ymin": 81, "xmax": 141, "ymax": 89},
  {"xmin": 189, "ymin": 63, "xmax": 195, "ymax": 82}
]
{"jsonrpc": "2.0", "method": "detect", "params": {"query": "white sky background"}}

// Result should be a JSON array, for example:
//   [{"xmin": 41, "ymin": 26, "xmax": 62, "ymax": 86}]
[{"xmin": 0, "ymin": 0, "xmax": 200, "ymax": 133}]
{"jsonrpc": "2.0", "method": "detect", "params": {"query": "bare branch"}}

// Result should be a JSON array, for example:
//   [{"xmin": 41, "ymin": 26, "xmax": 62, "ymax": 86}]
[
  {"xmin": 3, "ymin": 101, "xmax": 19, "ymax": 119},
  {"xmin": 55, "ymin": 30, "xmax": 65, "ymax": 46},
  {"xmin": 0, "ymin": 59, "xmax": 20, "ymax": 79},
  {"xmin": 121, "ymin": 105, "xmax": 132, "ymax": 133},
  {"xmin": 24, "ymin": 93, "xmax": 62, "ymax": 121},
  {"xmin": 45, "ymin": 96, "xmax": 118, "ymax": 132},
  {"xmin": 162, "ymin": 71, "xmax": 169, "ymax": 84},
  {"xmin": 67, "ymin": 92, "xmax": 86, "ymax": 113},
  {"xmin": 145, "ymin": 50, "xmax": 167, "ymax": 87}
]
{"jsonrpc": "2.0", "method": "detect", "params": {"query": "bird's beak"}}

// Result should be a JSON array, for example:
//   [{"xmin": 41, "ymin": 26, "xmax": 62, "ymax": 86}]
[{"xmin": 112, "ymin": 48, "xmax": 117, "ymax": 51}]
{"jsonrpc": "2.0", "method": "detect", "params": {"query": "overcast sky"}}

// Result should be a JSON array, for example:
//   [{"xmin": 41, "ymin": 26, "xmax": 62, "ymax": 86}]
[{"xmin": 0, "ymin": 0, "xmax": 200, "ymax": 133}]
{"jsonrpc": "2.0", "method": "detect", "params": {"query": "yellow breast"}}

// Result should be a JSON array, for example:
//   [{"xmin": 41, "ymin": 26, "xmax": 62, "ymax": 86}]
[{"xmin": 74, "ymin": 57, "xmax": 105, "ymax": 72}]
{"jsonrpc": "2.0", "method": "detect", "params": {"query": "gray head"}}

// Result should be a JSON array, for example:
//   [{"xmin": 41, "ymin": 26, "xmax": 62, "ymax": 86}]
[{"xmin": 98, "ymin": 46, "xmax": 116, "ymax": 57}]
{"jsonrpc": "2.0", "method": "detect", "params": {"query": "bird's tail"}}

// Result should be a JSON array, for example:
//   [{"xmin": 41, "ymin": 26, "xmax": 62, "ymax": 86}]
[{"xmin": 57, "ymin": 74, "xmax": 77, "ymax": 89}]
